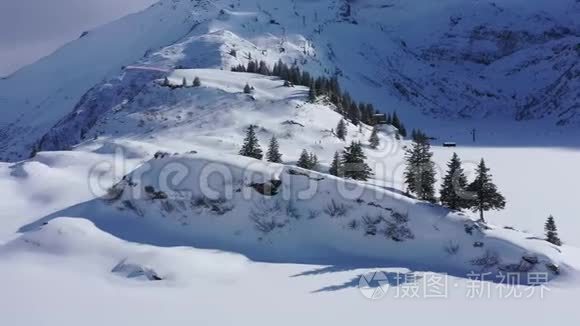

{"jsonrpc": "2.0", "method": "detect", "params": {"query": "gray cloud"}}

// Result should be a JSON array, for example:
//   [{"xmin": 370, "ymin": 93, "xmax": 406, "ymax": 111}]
[{"xmin": 0, "ymin": 0, "xmax": 158, "ymax": 76}]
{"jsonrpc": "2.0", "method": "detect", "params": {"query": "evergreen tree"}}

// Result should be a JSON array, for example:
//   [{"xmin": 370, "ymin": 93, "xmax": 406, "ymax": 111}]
[
  {"xmin": 266, "ymin": 135, "xmax": 283, "ymax": 163},
  {"xmin": 440, "ymin": 153, "xmax": 469, "ymax": 210},
  {"xmin": 239, "ymin": 125, "xmax": 263, "ymax": 160},
  {"xmin": 297, "ymin": 149, "xmax": 316, "ymax": 170},
  {"xmin": 258, "ymin": 60, "xmax": 270, "ymax": 75},
  {"xmin": 336, "ymin": 119, "xmax": 347, "ymax": 141},
  {"xmin": 308, "ymin": 87, "xmax": 317, "ymax": 103},
  {"xmin": 309, "ymin": 152, "xmax": 319, "ymax": 170},
  {"xmin": 404, "ymin": 138, "xmax": 436, "ymax": 202},
  {"xmin": 412, "ymin": 129, "xmax": 428, "ymax": 143},
  {"xmin": 247, "ymin": 60, "xmax": 257, "ymax": 73},
  {"xmin": 369, "ymin": 127, "xmax": 380, "ymax": 149},
  {"xmin": 193, "ymin": 76, "xmax": 201, "ymax": 87},
  {"xmin": 244, "ymin": 83, "xmax": 252, "ymax": 94},
  {"xmin": 341, "ymin": 141, "xmax": 373, "ymax": 181},
  {"xmin": 182, "ymin": 77, "xmax": 188, "ymax": 87},
  {"xmin": 386, "ymin": 113, "xmax": 392, "ymax": 125},
  {"xmin": 162, "ymin": 76, "xmax": 169, "ymax": 86},
  {"xmin": 399, "ymin": 123, "xmax": 407, "ymax": 138},
  {"xmin": 467, "ymin": 159, "xmax": 506, "ymax": 222},
  {"xmin": 300, "ymin": 71, "xmax": 312, "ymax": 86},
  {"xmin": 544, "ymin": 215, "xmax": 562, "ymax": 246},
  {"xmin": 391, "ymin": 111, "xmax": 401, "ymax": 130},
  {"xmin": 348, "ymin": 102, "xmax": 361, "ymax": 126},
  {"xmin": 329, "ymin": 151, "xmax": 342, "ymax": 176}
]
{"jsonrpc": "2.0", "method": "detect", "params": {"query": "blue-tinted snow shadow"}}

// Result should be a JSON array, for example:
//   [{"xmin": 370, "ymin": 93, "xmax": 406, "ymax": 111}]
[
  {"xmin": 16, "ymin": 197, "xmax": 550, "ymax": 287},
  {"xmin": 311, "ymin": 271, "xmax": 421, "ymax": 293}
]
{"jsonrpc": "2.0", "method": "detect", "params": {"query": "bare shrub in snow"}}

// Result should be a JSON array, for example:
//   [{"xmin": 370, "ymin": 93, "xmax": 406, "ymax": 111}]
[
  {"xmin": 444, "ymin": 241, "xmax": 460, "ymax": 255},
  {"xmin": 249, "ymin": 200, "xmax": 286, "ymax": 233},
  {"xmin": 161, "ymin": 201, "xmax": 175, "ymax": 213},
  {"xmin": 383, "ymin": 220, "xmax": 414, "ymax": 242},
  {"xmin": 324, "ymin": 199, "xmax": 348, "ymax": 217},
  {"xmin": 362, "ymin": 215, "xmax": 383, "ymax": 236},
  {"xmin": 470, "ymin": 250, "xmax": 500, "ymax": 268},
  {"xmin": 348, "ymin": 219, "xmax": 359, "ymax": 230},
  {"xmin": 286, "ymin": 201, "xmax": 301, "ymax": 219},
  {"xmin": 121, "ymin": 200, "xmax": 143, "ymax": 216},
  {"xmin": 391, "ymin": 211, "xmax": 409, "ymax": 224},
  {"xmin": 191, "ymin": 196, "xmax": 233, "ymax": 215},
  {"xmin": 308, "ymin": 209, "xmax": 321, "ymax": 219}
]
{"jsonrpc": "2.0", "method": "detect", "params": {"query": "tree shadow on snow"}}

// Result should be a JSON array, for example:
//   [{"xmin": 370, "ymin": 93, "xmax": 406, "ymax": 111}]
[{"xmin": 310, "ymin": 271, "xmax": 421, "ymax": 293}]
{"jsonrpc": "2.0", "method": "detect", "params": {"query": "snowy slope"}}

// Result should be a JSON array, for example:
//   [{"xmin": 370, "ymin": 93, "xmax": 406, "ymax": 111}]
[
  {"xmin": 1, "ymin": 1, "xmax": 580, "ymax": 324},
  {"xmin": 0, "ymin": 0, "xmax": 218, "ymax": 161},
  {"xmin": 2, "ymin": 0, "xmax": 580, "ymax": 161},
  {"xmin": 2, "ymin": 216, "xmax": 579, "ymax": 325},
  {"xmin": 77, "ymin": 151, "xmax": 572, "ymax": 277}
]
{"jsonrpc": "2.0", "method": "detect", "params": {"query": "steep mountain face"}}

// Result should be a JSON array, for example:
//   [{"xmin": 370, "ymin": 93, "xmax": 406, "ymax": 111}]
[{"xmin": 1, "ymin": 0, "xmax": 579, "ymax": 162}]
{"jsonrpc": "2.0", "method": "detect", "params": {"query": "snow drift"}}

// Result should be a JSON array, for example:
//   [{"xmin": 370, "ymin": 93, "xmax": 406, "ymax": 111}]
[{"xmin": 95, "ymin": 150, "xmax": 566, "ymax": 282}]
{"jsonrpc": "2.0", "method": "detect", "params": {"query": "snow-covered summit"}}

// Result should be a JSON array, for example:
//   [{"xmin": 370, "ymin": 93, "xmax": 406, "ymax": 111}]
[{"xmin": 2, "ymin": 0, "xmax": 580, "ymax": 161}]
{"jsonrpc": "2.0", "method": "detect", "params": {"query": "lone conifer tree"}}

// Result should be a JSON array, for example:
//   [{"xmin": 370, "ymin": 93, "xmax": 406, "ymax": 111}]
[
  {"xmin": 182, "ymin": 77, "xmax": 188, "ymax": 87},
  {"xmin": 162, "ymin": 76, "xmax": 169, "ymax": 86},
  {"xmin": 404, "ymin": 138, "xmax": 436, "ymax": 202},
  {"xmin": 193, "ymin": 76, "xmax": 201, "ymax": 87},
  {"xmin": 342, "ymin": 141, "xmax": 373, "ymax": 181},
  {"xmin": 391, "ymin": 111, "xmax": 401, "ymax": 130},
  {"xmin": 244, "ymin": 83, "xmax": 252, "ymax": 94},
  {"xmin": 544, "ymin": 215, "xmax": 562, "ymax": 246},
  {"xmin": 440, "ymin": 153, "xmax": 469, "ymax": 210},
  {"xmin": 329, "ymin": 151, "xmax": 342, "ymax": 176},
  {"xmin": 467, "ymin": 159, "xmax": 506, "ymax": 222},
  {"xmin": 369, "ymin": 127, "xmax": 380, "ymax": 149},
  {"xmin": 336, "ymin": 119, "xmax": 347, "ymax": 141},
  {"xmin": 399, "ymin": 123, "xmax": 407, "ymax": 138},
  {"xmin": 308, "ymin": 87, "xmax": 317, "ymax": 103},
  {"xmin": 239, "ymin": 125, "xmax": 263, "ymax": 160},
  {"xmin": 266, "ymin": 136, "xmax": 283, "ymax": 163}
]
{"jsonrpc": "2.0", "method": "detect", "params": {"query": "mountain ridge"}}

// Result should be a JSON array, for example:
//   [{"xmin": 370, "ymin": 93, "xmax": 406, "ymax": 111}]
[{"xmin": 1, "ymin": 0, "xmax": 580, "ymax": 162}]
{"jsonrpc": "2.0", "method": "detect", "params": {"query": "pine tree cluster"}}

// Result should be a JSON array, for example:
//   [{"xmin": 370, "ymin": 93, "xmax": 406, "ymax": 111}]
[
  {"xmin": 297, "ymin": 149, "xmax": 319, "ymax": 170},
  {"xmin": 411, "ymin": 129, "xmax": 428, "ymax": 142},
  {"xmin": 403, "ymin": 139, "xmax": 507, "ymax": 221},
  {"xmin": 161, "ymin": 76, "xmax": 201, "ymax": 88},
  {"xmin": 232, "ymin": 59, "xmax": 399, "ymax": 127},
  {"xmin": 385, "ymin": 112, "xmax": 407, "ymax": 137}
]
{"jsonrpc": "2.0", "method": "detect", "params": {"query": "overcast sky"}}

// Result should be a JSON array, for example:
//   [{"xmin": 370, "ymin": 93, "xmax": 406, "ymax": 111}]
[{"xmin": 0, "ymin": 0, "xmax": 158, "ymax": 77}]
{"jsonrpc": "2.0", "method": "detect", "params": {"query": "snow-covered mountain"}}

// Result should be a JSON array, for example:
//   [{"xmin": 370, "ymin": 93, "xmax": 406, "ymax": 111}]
[
  {"xmin": 1, "ymin": 0, "xmax": 580, "ymax": 161},
  {"xmin": 1, "ymin": 1, "xmax": 580, "ymax": 324}
]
